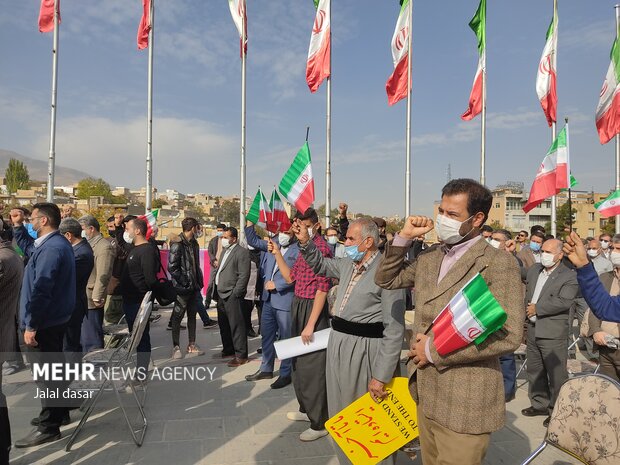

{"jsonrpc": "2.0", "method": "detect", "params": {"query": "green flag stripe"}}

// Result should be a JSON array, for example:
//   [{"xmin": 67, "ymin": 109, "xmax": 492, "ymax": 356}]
[
  {"xmin": 278, "ymin": 143, "xmax": 311, "ymax": 196},
  {"xmin": 547, "ymin": 127, "xmax": 567, "ymax": 154},
  {"xmin": 612, "ymin": 38, "xmax": 620, "ymax": 83},
  {"xmin": 461, "ymin": 274, "xmax": 507, "ymax": 345},
  {"xmin": 469, "ymin": 0, "xmax": 486, "ymax": 56},
  {"xmin": 595, "ymin": 189, "xmax": 620, "ymax": 209}
]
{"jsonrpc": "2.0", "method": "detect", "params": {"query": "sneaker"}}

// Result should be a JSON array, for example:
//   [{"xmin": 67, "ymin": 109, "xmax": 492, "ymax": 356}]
[
  {"xmin": 187, "ymin": 344, "xmax": 205, "ymax": 356},
  {"xmin": 286, "ymin": 411, "xmax": 310, "ymax": 422},
  {"xmin": 167, "ymin": 324, "xmax": 187, "ymax": 330},
  {"xmin": 203, "ymin": 320, "xmax": 218, "ymax": 328},
  {"xmin": 149, "ymin": 314, "xmax": 162, "ymax": 323},
  {"xmin": 172, "ymin": 346, "xmax": 183, "ymax": 360},
  {"xmin": 2, "ymin": 363, "xmax": 26, "ymax": 376},
  {"xmin": 299, "ymin": 428, "xmax": 328, "ymax": 441}
]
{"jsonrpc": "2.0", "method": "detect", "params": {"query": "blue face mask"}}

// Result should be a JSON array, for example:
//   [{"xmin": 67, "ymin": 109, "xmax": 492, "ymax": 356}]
[
  {"xmin": 530, "ymin": 242, "xmax": 541, "ymax": 252},
  {"xmin": 345, "ymin": 244, "xmax": 365, "ymax": 262}
]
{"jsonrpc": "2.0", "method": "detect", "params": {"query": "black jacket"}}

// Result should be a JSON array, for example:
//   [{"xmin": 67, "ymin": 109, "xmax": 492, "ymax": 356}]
[{"xmin": 168, "ymin": 233, "xmax": 203, "ymax": 294}]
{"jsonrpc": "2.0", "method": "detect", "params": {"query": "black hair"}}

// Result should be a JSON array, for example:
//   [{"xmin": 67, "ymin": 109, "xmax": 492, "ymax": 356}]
[
  {"xmin": 224, "ymin": 226, "xmax": 238, "ymax": 239},
  {"xmin": 481, "ymin": 225, "xmax": 493, "ymax": 233},
  {"xmin": 131, "ymin": 218, "xmax": 148, "ymax": 236},
  {"xmin": 107, "ymin": 216, "xmax": 115, "ymax": 222},
  {"xmin": 32, "ymin": 202, "xmax": 61, "ymax": 229},
  {"xmin": 531, "ymin": 230, "xmax": 545, "ymax": 241},
  {"xmin": 494, "ymin": 229, "xmax": 512, "ymax": 241},
  {"xmin": 519, "ymin": 230, "xmax": 529, "ymax": 237},
  {"xmin": 182, "ymin": 217, "xmax": 199, "ymax": 232},
  {"xmin": 298, "ymin": 207, "xmax": 319, "ymax": 224},
  {"xmin": 531, "ymin": 224, "xmax": 545, "ymax": 235},
  {"xmin": 0, "ymin": 217, "xmax": 13, "ymax": 242},
  {"xmin": 441, "ymin": 179, "xmax": 492, "ymax": 223},
  {"xmin": 216, "ymin": 223, "xmax": 226, "ymax": 230}
]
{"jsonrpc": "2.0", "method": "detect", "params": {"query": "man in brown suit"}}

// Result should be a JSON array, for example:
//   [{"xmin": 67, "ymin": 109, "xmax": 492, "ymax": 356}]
[{"xmin": 375, "ymin": 179, "xmax": 524, "ymax": 465}]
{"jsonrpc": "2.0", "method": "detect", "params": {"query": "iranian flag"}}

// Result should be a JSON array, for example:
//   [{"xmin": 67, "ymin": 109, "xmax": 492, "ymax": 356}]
[
  {"xmin": 247, "ymin": 188, "xmax": 271, "ymax": 228},
  {"xmin": 269, "ymin": 189, "xmax": 292, "ymax": 233},
  {"xmin": 137, "ymin": 0, "xmax": 151, "ymax": 50},
  {"xmin": 228, "ymin": 0, "xmax": 248, "ymax": 57},
  {"xmin": 139, "ymin": 209, "xmax": 159, "ymax": 240},
  {"xmin": 523, "ymin": 126, "xmax": 570, "ymax": 213},
  {"xmin": 432, "ymin": 273, "xmax": 507, "ymax": 357},
  {"xmin": 536, "ymin": 2, "xmax": 558, "ymax": 127},
  {"xmin": 278, "ymin": 142, "xmax": 315, "ymax": 214},
  {"xmin": 595, "ymin": 189, "xmax": 620, "ymax": 218},
  {"xmin": 39, "ymin": 0, "xmax": 60, "ymax": 33},
  {"xmin": 306, "ymin": 0, "xmax": 331, "ymax": 93},
  {"xmin": 386, "ymin": 0, "xmax": 411, "ymax": 106},
  {"xmin": 596, "ymin": 36, "xmax": 620, "ymax": 144},
  {"xmin": 462, "ymin": 0, "xmax": 486, "ymax": 121}
]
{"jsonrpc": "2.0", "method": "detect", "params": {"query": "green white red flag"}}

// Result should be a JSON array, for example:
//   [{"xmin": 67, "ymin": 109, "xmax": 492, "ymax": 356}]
[
  {"xmin": 536, "ymin": 3, "xmax": 558, "ymax": 127},
  {"xmin": 247, "ymin": 188, "xmax": 271, "ymax": 228},
  {"xmin": 523, "ymin": 125, "xmax": 570, "ymax": 213},
  {"xmin": 269, "ymin": 189, "xmax": 292, "ymax": 233},
  {"xmin": 137, "ymin": 0, "xmax": 151, "ymax": 50},
  {"xmin": 39, "ymin": 0, "xmax": 60, "ymax": 33},
  {"xmin": 432, "ymin": 273, "xmax": 507, "ymax": 356},
  {"xmin": 596, "ymin": 36, "xmax": 620, "ymax": 144},
  {"xmin": 306, "ymin": 0, "xmax": 331, "ymax": 93},
  {"xmin": 595, "ymin": 189, "xmax": 620, "ymax": 218},
  {"xmin": 386, "ymin": 0, "xmax": 411, "ymax": 106},
  {"xmin": 228, "ymin": 0, "xmax": 247, "ymax": 57},
  {"xmin": 278, "ymin": 142, "xmax": 315, "ymax": 214},
  {"xmin": 462, "ymin": 0, "xmax": 486, "ymax": 121},
  {"xmin": 139, "ymin": 208, "xmax": 159, "ymax": 240}
]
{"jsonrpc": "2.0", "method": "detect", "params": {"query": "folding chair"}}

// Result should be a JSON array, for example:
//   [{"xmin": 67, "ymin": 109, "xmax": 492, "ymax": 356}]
[
  {"xmin": 65, "ymin": 292, "xmax": 153, "ymax": 451},
  {"xmin": 102, "ymin": 314, "xmax": 130, "ymax": 349},
  {"xmin": 567, "ymin": 337, "xmax": 600, "ymax": 377},
  {"xmin": 521, "ymin": 373, "xmax": 620, "ymax": 465}
]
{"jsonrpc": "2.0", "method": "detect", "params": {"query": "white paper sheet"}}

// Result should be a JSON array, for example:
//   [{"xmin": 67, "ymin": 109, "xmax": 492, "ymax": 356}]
[{"xmin": 274, "ymin": 328, "xmax": 332, "ymax": 360}]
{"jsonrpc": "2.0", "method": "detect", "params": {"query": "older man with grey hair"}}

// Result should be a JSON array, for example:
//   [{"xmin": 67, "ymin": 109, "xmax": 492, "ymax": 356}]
[
  {"xmin": 291, "ymin": 217, "xmax": 406, "ymax": 465},
  {"xmin": 79, "ymin": 215, "xmax": 114, "ymax": 352}
]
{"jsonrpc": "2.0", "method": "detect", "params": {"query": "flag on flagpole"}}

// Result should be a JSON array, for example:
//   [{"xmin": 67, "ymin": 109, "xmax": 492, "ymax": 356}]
[
  {"xmin": 269, "ymin": 189, "xmax": 292, "ymax": 233},
  {"xmin": 432, "ymin": 273, "xmax": 507, "ymax": 356},
  {"xmin": 139, "ymin": 208, "xmax": 159, "ymax": 240},
  {"xmin": 523, "ymin": 126, "xmax": 570, "ymax": 213},
  {"xmin": 137, "ymin": 0, "xmax": 151, "ymax": 50},
  {"xmin": 596, "ymin": 37, "xmax": 620, "ymax": 144},
  {"xmin": 595, "ymin": 189, "xmax": 620, "ymax": 218},
  {"xmin": 461, "ymin": 0, "xmax": 486, "ymax": 121},
  {"xmin": 39, "ymin": 0, "xmax": 60, "ymax": 33},
  {"xmin": 536, "ymin": 3, "xmax": 558, "ymax": 127},
  {"xmin": 228, "ymin": 0, "xmax": 248, "ymax": 57},
  {"xmin": 306, "ymin": 0, "xmax": 331, "ymax": 93},
  {"xmin": 247, "ymin": 188, "xmax": 271, "ymax": 229},
  {"xmin": 386, "ymin": 0, "xmax": 412, "ymax": 106},
  {"xmin": 278, "ymin": 142, "xmax": 315, "ymax": 214}
]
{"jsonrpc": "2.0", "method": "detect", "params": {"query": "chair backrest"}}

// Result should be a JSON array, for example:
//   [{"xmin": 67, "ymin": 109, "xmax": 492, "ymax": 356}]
[
  {"xmin": 546, "ymin": 374, "xmax": 620, "ymax": 465},
  {"xmin": 126, "ymin": 291, "xmax": 153, "ymax": 356}
]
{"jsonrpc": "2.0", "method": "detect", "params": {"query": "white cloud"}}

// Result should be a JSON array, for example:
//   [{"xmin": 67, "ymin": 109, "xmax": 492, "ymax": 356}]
[{"xmin": 563, "ymin": 19, "xmax": 615, "ymax": 51}]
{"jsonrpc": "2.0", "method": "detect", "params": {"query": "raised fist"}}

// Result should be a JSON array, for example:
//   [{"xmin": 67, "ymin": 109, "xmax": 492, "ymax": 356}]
[{"xmin": 400, "ymin": 216, "xmax": 434, "ymax": 240}]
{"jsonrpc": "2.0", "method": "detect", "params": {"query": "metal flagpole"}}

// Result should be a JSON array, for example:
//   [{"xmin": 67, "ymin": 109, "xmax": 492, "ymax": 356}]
[
  {"xmin": 566, "ymin": 117, "xmax": 573, "ymax": 233},
  {"xmin": 145, "ymin": 0, "xmax": 154, "ymax": 212},
  {"xmin": 480, "ymin": 41, "xmax": 487, "ymax": 186},
  {"xmin": 325, "ymin": 0, "xmax": 332, "ymax": 228},
  {"xmin": 405, "ymin": 0, "xmax": 413, "ymax": 216},
  {"xmin": 614, "ymin": 5, "xmax": 620, "ymax": 234},
  {"xmin": 239, "ymin": 0, "xmax": 247, "ymax": 238},
  {"xmin": 550, "ymin": 122, "xmax": 557, "ymax": 237},
  {"xmin": 46, "ymin": 0, "xmax": 60, "ymax": 202}
]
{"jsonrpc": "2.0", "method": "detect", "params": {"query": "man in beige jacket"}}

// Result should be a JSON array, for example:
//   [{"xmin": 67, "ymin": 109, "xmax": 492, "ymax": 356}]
[
  {"xmin": 375, "ymin": 179, "xmax": 524, "ymax": 465},
  {"xmin": 79, "ymin": 215, "xmax": 114, "ymax": 352}
]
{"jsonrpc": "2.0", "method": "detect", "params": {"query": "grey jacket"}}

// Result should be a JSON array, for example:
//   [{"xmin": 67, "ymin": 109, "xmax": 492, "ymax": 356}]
[
  {"xmin": 87, "ymin": 233, "xmax": 115, "ymax": 308},
  {"xmin": 300, "ymin": 241, "xmax": 406, "ymax": 383},
  {"xmin": 0, "ymin": 241, "xmax": 24, "ymax": 361},
  {"xmin": 525, "ymin": 262, "xmax": 579, "ymax": 340},
  {"xmin": 215, "ymin": 244, "xmax": 250, "ymax": 300}
]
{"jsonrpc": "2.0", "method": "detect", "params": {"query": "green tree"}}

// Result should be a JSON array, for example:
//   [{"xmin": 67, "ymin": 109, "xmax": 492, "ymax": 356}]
[
  {"xmin": 217, "ymin": 199, "xmax": 241, "ymax": 227},
  {"xmin": 601, "ymin": 218, "xmax": 616, "ymax": 236},
  {"xmin": 4, "ymin": 158, "xmax": 30, "ymax": 193},
  {"xmin": 151, "ymin": 198, "xmax": 168, "ymax": 209},
  {"xmin": 76, "ymin": 177, "xmax": 113, "ymax": 201},
  {"xmin": 556, "ymin": 202, "xmax": 577, "ymax": 239}
]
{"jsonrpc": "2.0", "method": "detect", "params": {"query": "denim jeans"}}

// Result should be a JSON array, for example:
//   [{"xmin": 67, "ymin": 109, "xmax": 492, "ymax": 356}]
[{"xmin": 259, "ymin": 301, "xmax": 292, "ymax": 377}]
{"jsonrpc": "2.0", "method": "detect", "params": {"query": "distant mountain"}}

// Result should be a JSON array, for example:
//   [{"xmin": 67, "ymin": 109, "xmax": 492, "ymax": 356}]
[{"xmin": 0, "ymin": 149, "xmax": 92, "ymax": 186}]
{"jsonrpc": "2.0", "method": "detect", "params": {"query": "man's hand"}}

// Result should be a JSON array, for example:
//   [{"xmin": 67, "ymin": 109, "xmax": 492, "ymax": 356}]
[
  {"xmin": 301, "ymin": 325, "xmax": 314, "ymax": 345},
  {"xmin": 264, "ymin": 281, "xmax": 276, "ymax": 291},
  {"xmin": 9, "ymin": 209, "xmax": 25, "ymax": 226},
  {"xmin": 505, "ymin": 239, "xmax": 516, "ymax": 253},
  {"xmin": 408, "ymin": 333, "xmax": 430, "ymax": 368},
  {"xmin": 593, "ymin": 331, "xmax": 609, "ymax": 346},
  {"xmin": 338, "ymin": 203, "xmax": 348, "ymax": 218},
  {"xmin": 267, "ymin": 238, "xmax": 280, "ymax": 255},
  {"xmin": 93, "ymin": 299, "xmax": 105, "ymax": 309},
  {"xmin": 563, "ymin": 232, "xmax": 589, "ymax": 268},
  {"xmin": 291, "ymin": 219, "xmax": 310, "ymax": 245},
  {"xmin": 400, "ymin": 216, "xmax": 434, "ymax": 241},
  {"xmin": 24, "ymin": 330, "xmax": 38, "ymax": 347},
  {"xmin": 368, "ymin": 378, "xmax": 387, "ymax": 403},
  {"xmin": 526, "ymin": 303, "xmax": 536, "ymax": 318}
]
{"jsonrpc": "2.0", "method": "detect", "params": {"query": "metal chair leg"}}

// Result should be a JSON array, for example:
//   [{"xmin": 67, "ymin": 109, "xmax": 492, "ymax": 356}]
[
  {"xmin": 520, "ymin": 442, "xmax": 547, "ymax": 465},
  {"xmin": 65, "ymin": 381, "xmax": 108, "ymax": 451}
]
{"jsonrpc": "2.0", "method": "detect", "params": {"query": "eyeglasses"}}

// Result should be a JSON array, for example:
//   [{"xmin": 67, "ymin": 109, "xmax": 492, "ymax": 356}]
[{"xmin": 517, "ymin": 234, "xmax": 526, "ymax": 237}]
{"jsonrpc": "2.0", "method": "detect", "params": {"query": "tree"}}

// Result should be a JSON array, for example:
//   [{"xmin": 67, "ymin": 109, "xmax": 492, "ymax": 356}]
[
  {"xmin": 217, "ymin": 199, "xmax": 241, "ymax": 227},
  {"xmin": 5, "ymin": 158, "xmax": 30, "ymax": 193},
  {"xmin": 151, "ymin": 198, "xmax": 168, "ymax": 209},
  {"xmin": 601, "ymin": 218, "xmax": 616, "ymax": 236},
  {"xmin": 76, "ymin": 177, "xmax": 113, "ymax": 201},
  {"xmin": 556, "ymin": 202, "xmax": 577, "ymax": 239}
]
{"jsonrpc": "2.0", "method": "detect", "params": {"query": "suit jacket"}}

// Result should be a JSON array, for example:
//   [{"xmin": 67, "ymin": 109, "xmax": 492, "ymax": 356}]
[
  {"xmin": 208, "ymin": 235, "xmax": 220, "ymax": 267},
  {"xmin": 517, "ymin": 247, "xmax": 537, "ymax": 270},
  {"xmin": 73, "ymin": 239, "xmax": 95, "ymax": 317},
  {"xmin": 525, "ymin": 262, "xmax": 579, "ymax": 340},
  {"xmin": 244, "ymin": 226, "xmax": 298, "ymax": 310},
  {"xmin": 0, "ymin": 241, "xmax": 24, "ymax": 360},
  {"xmin": 87, "ymin": 233, "xmax": 114, "ymax": 308},
  {"xmin": 375, "ymin": 238, "xmax": 524, "ymax": 435},
  {"xmin": 216, "ymin": 244, "xmax": 250, "ymax": 299}
]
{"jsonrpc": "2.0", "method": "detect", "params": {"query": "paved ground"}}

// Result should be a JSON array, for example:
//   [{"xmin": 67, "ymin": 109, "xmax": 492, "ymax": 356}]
[{"xmin": 3, "ymin": 308, "xmax": 579, "ymax": 465}]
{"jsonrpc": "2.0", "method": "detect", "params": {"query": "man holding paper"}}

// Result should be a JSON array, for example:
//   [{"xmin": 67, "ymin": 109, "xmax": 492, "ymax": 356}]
[
  {"xmin": 375, "ymin": 179, "xmax": 523, "ymax": 465},
  {"xmin": 291, "ymin": 217, "xmax": 406, "ymax": 465}
]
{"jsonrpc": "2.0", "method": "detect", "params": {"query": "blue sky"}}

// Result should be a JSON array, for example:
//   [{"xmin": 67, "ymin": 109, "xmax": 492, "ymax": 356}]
[{"xmin": 0, "ymin": 1, "xmax": 618, "ymax": 217}]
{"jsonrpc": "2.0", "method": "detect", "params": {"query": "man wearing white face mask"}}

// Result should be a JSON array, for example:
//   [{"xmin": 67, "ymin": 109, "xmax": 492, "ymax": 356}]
[
  {"xmin": 375, "ymin": 179, "xmax": 523, "ymax": 465},
  {"xmin": 523, "ymin": 238, "xmax": 578, "ymax": 428},
  {"xmin": 587, "ymin": 238, "xmax": 613, "ymax": 275},
  {"xmin": 600, "ymin": 233, "xmax": 613, "ymax": 259}
]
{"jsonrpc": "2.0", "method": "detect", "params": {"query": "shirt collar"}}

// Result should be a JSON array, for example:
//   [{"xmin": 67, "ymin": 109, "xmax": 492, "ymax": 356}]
[
  {"xmin": 34, "ymin": 231, "xmax": 54, "ymax": 248},
  {"xmin": 354, "ymin": 250, "xmax": 379, "ymax": 273},
  {"xmin": 441, "ymin": 234, "xmax": 482, "ymax": 256}
]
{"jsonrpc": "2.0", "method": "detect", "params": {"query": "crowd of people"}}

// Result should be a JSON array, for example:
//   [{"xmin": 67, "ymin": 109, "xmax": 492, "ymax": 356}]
[{"xmin": 1, "ymin": 179, "xmax": 620, "ymax": 464}]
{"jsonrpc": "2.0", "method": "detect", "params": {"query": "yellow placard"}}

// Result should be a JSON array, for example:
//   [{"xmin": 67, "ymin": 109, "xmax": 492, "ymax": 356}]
[{"xmin": 325, "ymin": 377, "xmax": 419, "ymax": 465}]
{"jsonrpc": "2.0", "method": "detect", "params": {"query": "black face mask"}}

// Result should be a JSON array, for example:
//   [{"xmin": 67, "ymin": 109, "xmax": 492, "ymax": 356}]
[{"xmin": 107, "ymin": 229, "xmax": 116, "ymax": 237}]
